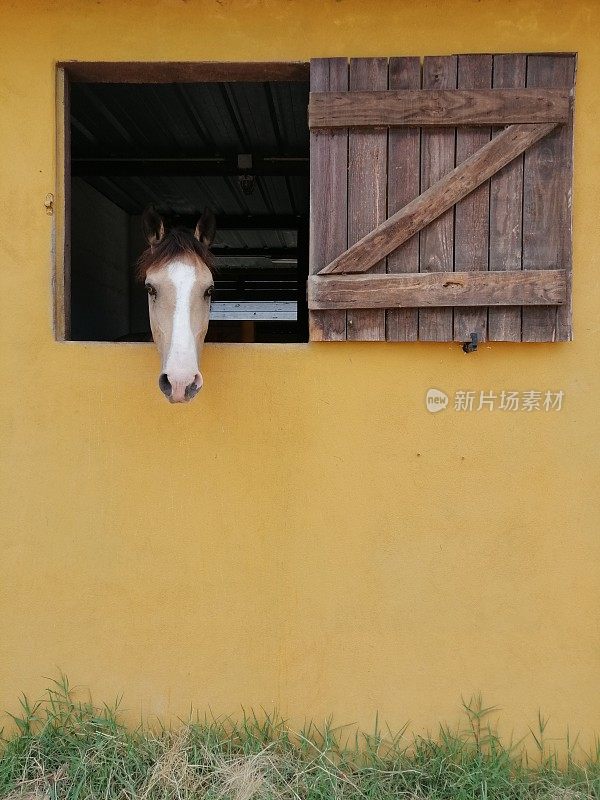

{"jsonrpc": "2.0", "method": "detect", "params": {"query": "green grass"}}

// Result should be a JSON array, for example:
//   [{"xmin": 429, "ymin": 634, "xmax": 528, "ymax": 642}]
[{"xmin": 0, "ymin": 678, "xmax": 598, "ymax": 800}]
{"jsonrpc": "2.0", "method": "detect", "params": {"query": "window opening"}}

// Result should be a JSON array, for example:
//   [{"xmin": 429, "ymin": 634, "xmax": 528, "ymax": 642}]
[{"xmin": 67, "ymin": 73, "xmax": 309, "ymax": 342}]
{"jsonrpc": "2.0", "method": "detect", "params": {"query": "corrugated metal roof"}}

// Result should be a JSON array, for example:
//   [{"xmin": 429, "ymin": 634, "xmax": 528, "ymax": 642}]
[
  {"xmin": 71, "ymin": 82, "xmax": 309, "ymax": 157},
  {"xmin": 70, "ymin": 81, "xmax": 310, "ymax": 250},
  {"xmin": 82, "ymin": 173, "xmax": 307, "ymax": 223}
]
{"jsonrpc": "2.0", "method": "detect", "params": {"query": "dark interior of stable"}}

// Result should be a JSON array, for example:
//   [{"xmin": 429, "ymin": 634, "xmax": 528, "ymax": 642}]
[{"xmin": 69, "ymin": 79, "xmax": 310, "ymax": 342}]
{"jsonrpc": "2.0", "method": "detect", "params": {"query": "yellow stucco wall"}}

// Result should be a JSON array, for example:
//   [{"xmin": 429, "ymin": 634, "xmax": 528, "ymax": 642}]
[{"xmin": 1, "ymin": 0, "xmax": 599, "ymax": 745}]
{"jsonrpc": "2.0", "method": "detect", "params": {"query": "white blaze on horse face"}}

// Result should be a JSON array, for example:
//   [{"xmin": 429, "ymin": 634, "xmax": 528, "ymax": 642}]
[{"xmin": 165, "ymin": 261, "xmax": 199, "ymax": 385}]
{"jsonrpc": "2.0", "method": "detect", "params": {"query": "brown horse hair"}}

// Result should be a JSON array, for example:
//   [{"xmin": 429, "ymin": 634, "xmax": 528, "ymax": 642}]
[{"xmin": 136, "ymin": 226, "xmax": 214, "ymax": 282}]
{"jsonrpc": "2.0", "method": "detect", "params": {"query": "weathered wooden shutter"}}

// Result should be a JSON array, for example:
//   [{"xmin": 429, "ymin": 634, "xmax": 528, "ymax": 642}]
[{"xmin": 308, "ymin": 54, "xmax": 576, "ymax": 343}]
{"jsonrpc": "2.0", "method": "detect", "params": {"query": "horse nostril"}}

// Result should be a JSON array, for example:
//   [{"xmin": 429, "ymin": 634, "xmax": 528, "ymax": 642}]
[
  {"xmin": 159, "ymin": 374, "xmax": 172, "ymax": 398},
  {"xmin": 185, "ymin": 380, "xmax": 200, "ymax": 400}
]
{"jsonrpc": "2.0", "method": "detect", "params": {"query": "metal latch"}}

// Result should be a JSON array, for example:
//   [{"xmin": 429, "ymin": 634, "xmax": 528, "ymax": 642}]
[{"xmin": 462, "ymin": 332, "xmax": 478, "ymax": 353}]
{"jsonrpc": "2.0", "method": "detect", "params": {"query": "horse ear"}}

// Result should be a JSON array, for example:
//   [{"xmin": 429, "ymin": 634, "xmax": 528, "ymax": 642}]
[
  {"xmin": 142, "ymin": 206, "xmax": 165, "ymax": 246},
  {"xmin": 194, "ymin": 207, "xmax": 216, "ymax": 247}
]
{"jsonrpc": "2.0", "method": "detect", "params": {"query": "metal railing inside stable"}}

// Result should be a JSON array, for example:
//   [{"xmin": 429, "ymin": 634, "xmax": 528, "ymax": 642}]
[{"xmin": 210, "ymin": 255, "xmax": 299, "ymax": 322}]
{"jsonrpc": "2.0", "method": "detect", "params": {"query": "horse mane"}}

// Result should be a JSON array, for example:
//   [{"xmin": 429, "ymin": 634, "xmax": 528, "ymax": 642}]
[{"xmin": 136, "ymin": 226, "xmax": 214, "ymax": 281}]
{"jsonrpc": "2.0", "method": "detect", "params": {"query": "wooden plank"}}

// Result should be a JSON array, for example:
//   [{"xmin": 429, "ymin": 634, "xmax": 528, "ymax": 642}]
[
  {"xmin": 488, "ymin": 54, "xmax": 526, "ymax": 342},
  {"xmin": 346, "ymin": 57, "xmax": 388, "ymax": 341},
  {"xmin": 418, "ymin": 56, "xmax": 456, "ymax": 341},
  {"xmin": 55, "ymin": 67, "xmax": 71, "ymax": 341},
  {"xmin": 522, "ymin": 54, "xmax": 575, "ymax": 341},
  {"xmin": 60, "ymin": 61, "xmax": 310, "ymax": 83},
  {"xmin": 320, "ymin": 122, "xmax": 556, "ymax": 276},
  {"xmin": 309, "ymin": 88, "xmax": 570, "ymax": 128},
  {"xmin": 309, "ymin": 58, "xmax": 348, "ymax": 341},
  {"xmin": 308, "ymin": 270, "xmax": 566, "ymax": 309},
  {"xmin": 453, "ymin": 54, "xmax": 493, "ymax": 343},
  {"xmin": 386, "ymin": 57, "xmax": 421, "ymax": 341},
  {"xmin": 556, "ymin": 56, "xmax": 576, "ymax": 341}
]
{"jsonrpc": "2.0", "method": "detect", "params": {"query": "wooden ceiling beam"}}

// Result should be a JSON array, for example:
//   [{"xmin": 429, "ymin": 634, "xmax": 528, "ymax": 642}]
[{"xmin": 72, "ymin": 157, "xmax": 309, "ymax": 177}]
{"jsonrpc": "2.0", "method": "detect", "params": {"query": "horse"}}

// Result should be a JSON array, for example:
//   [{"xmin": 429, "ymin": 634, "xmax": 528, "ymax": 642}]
[{"xmin": 137, "ymin": 207, "xmax": 216, "ymax": 403}]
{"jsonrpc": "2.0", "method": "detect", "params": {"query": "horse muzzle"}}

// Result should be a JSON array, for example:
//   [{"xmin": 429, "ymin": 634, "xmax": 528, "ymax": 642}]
[{"xmin": 159, "ymin": 372, "xmax": 203, "ymax": 403}]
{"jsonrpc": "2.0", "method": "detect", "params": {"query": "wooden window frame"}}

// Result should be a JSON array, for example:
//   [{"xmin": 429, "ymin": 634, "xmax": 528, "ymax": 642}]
[
  {"xmin": 53, "ymin": 61, "xmax": 310, "ymax": 342},
  {"xmin": 55, "ymin": 56, "xmax": 575, "ymax": 345}
]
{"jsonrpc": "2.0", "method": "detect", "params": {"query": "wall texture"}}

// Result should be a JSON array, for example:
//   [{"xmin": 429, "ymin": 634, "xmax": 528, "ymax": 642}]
[{"xmin": 0, "ymin": 0, "xmax": 599, "ymax": 747}]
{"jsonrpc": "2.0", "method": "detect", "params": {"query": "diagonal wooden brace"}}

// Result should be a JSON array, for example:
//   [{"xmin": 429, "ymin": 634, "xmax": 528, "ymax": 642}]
[{"xmin": 318, "ymin": 122, "xmax": 557, "ymax": 275}]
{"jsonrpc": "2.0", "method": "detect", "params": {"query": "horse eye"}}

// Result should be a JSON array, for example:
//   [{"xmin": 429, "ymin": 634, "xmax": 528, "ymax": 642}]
[
  {"xmin": 146, "ymin": 284, "xmax": 157, "ymax": 298},
  {"xmin": 204, "ymin": 285, "xmax": 214, "ymax": 299}
]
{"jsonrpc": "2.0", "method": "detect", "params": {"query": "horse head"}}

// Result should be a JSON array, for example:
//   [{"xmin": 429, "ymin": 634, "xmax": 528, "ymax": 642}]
[{"xmin": 137, "ymin": 207, "xmax": 216, "ymax": 403}]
